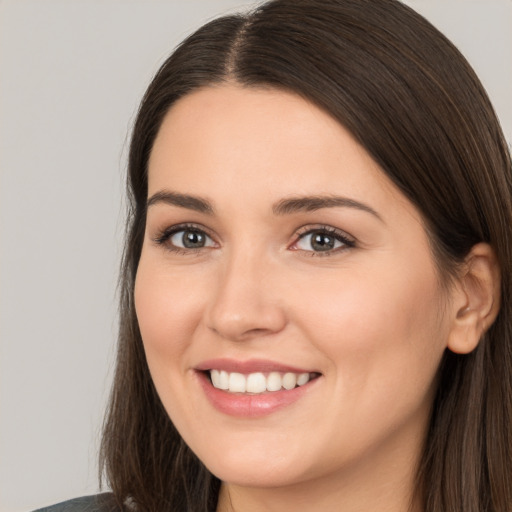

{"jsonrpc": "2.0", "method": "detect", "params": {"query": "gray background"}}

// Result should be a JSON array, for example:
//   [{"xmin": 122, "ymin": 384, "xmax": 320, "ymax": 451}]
[{"xmin": 1, "ymin": 1, "xmax": 510, "ymax": 511}]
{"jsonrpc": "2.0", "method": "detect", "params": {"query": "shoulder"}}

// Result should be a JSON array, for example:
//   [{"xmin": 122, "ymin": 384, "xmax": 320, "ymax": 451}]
[{"xmin": 33, "ymin": 493, "xmax": 122, "ymax": 512}]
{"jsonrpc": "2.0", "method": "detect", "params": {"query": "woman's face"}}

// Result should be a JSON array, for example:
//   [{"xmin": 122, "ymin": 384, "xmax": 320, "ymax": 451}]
[{"xmin": 135, "ymin": 85, "xmax": 455, "ymax": 493}]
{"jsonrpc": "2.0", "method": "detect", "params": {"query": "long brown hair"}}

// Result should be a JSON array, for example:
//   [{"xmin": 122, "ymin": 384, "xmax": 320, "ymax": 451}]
[{"xmin": 100, "ymin": 1, "xmax": 512, "ymax": 510}]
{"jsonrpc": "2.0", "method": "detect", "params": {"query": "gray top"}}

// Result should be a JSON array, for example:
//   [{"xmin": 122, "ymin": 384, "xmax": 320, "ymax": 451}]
[{"xmin": 33, "ymin": 493, "xmax": 121, "ymax": 512}]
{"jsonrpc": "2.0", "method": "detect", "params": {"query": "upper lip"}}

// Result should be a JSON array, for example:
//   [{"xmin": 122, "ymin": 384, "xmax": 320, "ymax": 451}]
[{"xmin": 195, "ymin": 358, "xmax": 317, "ymax": 374}]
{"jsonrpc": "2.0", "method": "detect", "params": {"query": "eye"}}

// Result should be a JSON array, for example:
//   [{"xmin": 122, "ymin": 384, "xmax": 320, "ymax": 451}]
[
  {"xmin": 292, "ymin": 227, "xmax": 355, "ymax": 254},
  {"xmin": 154, "ymin": 225, "xmax": 216, "ymax": 252},
  {"xmin": 170, "ymin": 229, "xmax": 214, "ymax": 249}
]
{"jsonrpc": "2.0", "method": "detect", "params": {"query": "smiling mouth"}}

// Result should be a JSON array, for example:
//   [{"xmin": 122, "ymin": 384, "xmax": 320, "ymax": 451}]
[{"xmin": 207, "ymin": 370, "xmax": 320, "ymax": 394}]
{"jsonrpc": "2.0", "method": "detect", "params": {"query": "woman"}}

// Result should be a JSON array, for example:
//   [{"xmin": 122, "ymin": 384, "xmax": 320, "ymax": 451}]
[{"xmin": 38, "ymin": 0, "xmax": 512, "ymax": 511}]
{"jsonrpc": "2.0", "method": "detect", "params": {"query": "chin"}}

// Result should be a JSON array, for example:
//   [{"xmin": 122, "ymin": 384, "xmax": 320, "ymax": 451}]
[
  {"xmin": 205, "ymin": 456, "xmax": 307, "ymax": 489},
  {"xmin": 188, "ymin": 430, "xmax": 323, "ymax": 489}
]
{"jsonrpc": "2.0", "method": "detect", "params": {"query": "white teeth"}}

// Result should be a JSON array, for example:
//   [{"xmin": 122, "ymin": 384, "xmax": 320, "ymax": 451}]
[
  {"xmin": 267, "ymin": 372, "xmax": 282, "ymax": 391},
  {"xmin": 211, "ymin": 369, "xmax": 229, "ymax": 390},
  {"xmin": 228, "ymin": 372, "xmax": 246, "ymax": 393},
  {"xmin": 209, "ymin": 370, "xmax": 312, "ymax": 393},
  {"xmin": 246, "ymin": 372, "xmax": 267, "ymax": 393},
  {"xmin": 297, "ymin": 372, "xmax": 309, "ymax": 386},
  {"xmin": 211, "ymin": 369, "xmax": 221, "ymax": 388},
  {"xmin": 219, "ymin": 370, "xmax": 229, "ymax": 389},
  {"xmin": 282, "ymin": 372, "xmax": 297, "ymax": 390}
]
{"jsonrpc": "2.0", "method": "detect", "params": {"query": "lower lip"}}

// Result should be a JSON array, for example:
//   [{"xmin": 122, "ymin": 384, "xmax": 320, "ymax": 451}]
[{"xmin": 196, "ymin": 371, "xmax": 318, "ymax": 418}]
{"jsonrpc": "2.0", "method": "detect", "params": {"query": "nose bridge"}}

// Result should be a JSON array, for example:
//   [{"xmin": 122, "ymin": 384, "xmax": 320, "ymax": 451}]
[{"xmin": 206, "ymin": 244, "xmax": 286, "ymax": 341}]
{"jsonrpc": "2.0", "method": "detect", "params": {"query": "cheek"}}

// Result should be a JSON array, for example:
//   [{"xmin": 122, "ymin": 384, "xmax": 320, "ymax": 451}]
[
  {"xmin": 288, "ymin": 265, "xmax": 448, "ymax": 465},
  {"xmin": 134, "ymin": 258, "xmax": 211, "ymax": 430},
  {"xmin": 134, "ymin": 259, "xmax": 205, "ymax": 370},
  {"xmin": 291, "ymin": 261, "xmax": 448, "ymax": 395}
]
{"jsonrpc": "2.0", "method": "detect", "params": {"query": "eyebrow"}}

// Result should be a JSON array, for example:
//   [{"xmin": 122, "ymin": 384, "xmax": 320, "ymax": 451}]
[
  {"xmin": 147, "ymin": 190, "xmax": 382, "ymax": 221},
  {"xmin": 147, "ymin": 190, "xmax": 214, "ymax": 214},
  {"xmin": 272, "ymin": 195, "xmax": 382, "ymax": 220}
]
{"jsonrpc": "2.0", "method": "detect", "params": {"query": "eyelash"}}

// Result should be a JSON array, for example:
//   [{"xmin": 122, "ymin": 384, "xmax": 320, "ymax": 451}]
[
  {"xmin": 292, "ymin": 225, "xmax": 356, "ymax": 256},
  {"xmin": 152, "ymin": 223, "xmax": 355, "ymax": 256},
  {"xmin": 153, "ymin": 223, "xmax": 215, "ymax": 256}
]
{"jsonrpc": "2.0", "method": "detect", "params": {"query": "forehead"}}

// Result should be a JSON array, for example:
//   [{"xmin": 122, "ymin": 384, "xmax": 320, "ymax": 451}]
[{"xmin": 147, "ymin": 84, "xmax": 417, "ymax": 224}]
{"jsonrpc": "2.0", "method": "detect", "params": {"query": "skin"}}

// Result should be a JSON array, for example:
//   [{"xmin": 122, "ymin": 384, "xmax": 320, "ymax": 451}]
[{"xmin": 134, "ymin": 84, "xmax": 495, "ymax": 512}]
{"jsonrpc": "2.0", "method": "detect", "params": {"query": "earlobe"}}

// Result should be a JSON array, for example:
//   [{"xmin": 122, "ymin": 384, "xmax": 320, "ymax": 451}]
[{"xmin": 447, "ymin": 243, "xmax": 501, "ymax": 355}]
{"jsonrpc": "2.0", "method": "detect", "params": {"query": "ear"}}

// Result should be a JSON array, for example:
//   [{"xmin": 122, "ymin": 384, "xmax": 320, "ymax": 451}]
[{"xmin": 447, "ymin": 243, "xmax": 501, "ymax": 354}]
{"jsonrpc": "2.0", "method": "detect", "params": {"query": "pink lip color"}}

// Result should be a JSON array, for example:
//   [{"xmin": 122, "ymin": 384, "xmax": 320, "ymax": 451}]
[
  {"xmin": 195, "ymin": 358, "xmax": 314, "ymax": 374},
  {"xmin": 194, "ymin": 359, "xmax": 320, "ymax": 418}
]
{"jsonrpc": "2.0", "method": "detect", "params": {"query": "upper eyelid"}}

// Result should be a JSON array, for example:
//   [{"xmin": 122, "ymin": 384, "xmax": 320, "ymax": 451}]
[
  {"xmin": 290, "ymin": 225, "xmax": 356, "ymax": 253},
  {"xmin": 294, "ymin": 224, "xmax": 355, "ymax": 241},
  {"xmin": 152, "ymin": 223, "xmax": 217, "ymax": 246},
  {"xmin": 155, "ymin": 222, "xmax": 213, "ymax": 236}
]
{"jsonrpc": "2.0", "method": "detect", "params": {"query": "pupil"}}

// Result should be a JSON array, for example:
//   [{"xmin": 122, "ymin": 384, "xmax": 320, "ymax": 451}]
[
  {"xmin": 311, "ymin": 232, "xmax": 334, "ymax": 251},
  {"xmin": 183, "ymin": 231, "xmax": 205, "ymax": 248}
]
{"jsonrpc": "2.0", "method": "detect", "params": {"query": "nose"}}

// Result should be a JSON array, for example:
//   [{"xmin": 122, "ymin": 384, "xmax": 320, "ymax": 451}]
[{"xmin": 205, "ymin": 252, "xmax": 287, "ymax": 342}]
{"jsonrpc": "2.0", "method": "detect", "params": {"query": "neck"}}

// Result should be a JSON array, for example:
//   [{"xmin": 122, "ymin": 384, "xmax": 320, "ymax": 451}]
[{"xmin": 218, "ymin": 474, "xmax": 420, "ymax": 512}]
